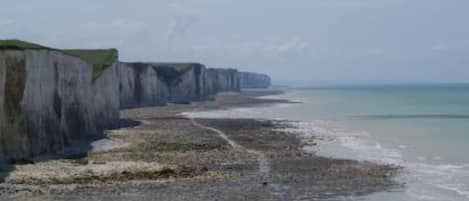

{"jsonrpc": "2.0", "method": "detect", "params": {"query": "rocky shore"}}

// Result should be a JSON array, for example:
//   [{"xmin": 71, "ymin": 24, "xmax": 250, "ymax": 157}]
[{"xmin": 0, "ymin": 91, "xmax": 399, "ymax": 201}]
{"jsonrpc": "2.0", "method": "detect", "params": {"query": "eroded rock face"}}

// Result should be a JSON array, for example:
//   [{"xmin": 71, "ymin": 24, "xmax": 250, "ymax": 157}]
[
  {"xmin": 118, "ymin": 63, "xmax": 243, "ymax": 107},
  {"xmin": 0, "ymin": 50, "xmax": 98, "ymax": 161},
  {"xmin": 118, "ymin": 62, "xmax": 169, "ymax": 108},
  {"xmin": 119, "ymin": 63, "xmax": 248, "ymax": 107},
  {"xmin": 239, "ymin": 72, "xmax": 271, "ymax": 89},
  {"xmin": 91, "ymin": 62, "xmax": 120, "ymax": 130},
  {"xmin": 151, "ymin": 63, "xmax": 208, "ymax": 104},
  {"xmin": 206, "ymin": 68, "xmax": 240, "ymax": 93}
]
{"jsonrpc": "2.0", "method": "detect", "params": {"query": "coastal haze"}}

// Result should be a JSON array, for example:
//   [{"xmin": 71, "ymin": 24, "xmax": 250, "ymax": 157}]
[
  {"xmin": 1, "ymin": 0, "xmax": 469, "ymax": 83},
  {"xmin": 1, "ymin": 1, "xmax": 469, "ymax": 201}
]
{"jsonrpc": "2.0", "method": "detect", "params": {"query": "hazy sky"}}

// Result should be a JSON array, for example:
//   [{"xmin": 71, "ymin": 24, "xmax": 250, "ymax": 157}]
[{"xmin": 1, "ymin": 0, "xmax": 468, "ymax": 83}]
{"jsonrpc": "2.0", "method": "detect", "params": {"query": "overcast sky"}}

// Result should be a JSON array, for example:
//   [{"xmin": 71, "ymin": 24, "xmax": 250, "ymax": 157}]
[{"xmin": 1, "ymin": 0, "xmax": 468, "ymax": 83}]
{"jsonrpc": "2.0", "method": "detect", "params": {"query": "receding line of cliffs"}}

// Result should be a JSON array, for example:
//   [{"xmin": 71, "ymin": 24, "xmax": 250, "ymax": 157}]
[{"xmin": 0, "ymin": 39, "xmax": 271, "ymax": 163}]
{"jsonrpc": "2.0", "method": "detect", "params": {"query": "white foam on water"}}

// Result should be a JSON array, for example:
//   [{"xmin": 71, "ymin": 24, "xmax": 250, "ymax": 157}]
[
  {"xmin": 407, "ymin": 163, "xmax": 469, "ymax": 199},
  {"xmin": 183, "ymin": 103, "xmax": 469, "ymax": 201},
  {"xmin": 287, "ymin": 120, "xmax": 469, "ymax": 201},
  {"xmin": 283, "ymin": 120, "xmax": 403, "ymax": 165}
]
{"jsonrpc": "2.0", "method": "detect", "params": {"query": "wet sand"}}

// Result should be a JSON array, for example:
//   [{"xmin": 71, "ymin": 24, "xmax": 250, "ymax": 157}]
[{"xmin": 0, "ymin": 91, "xmax": 399, "ymax": 201}]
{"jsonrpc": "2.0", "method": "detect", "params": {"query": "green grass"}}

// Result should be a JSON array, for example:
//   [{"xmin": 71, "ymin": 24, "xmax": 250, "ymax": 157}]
[
  {"xmin": 63, "ymin": 49, "xmax": 118, "ymax": 80},
  {"xmin": 0, "ymin": 39, "xmax": 118, "ymax": 80},
  {"xmin": 0, "ymin": 39, "xmax": 51, "ymax": 50}
]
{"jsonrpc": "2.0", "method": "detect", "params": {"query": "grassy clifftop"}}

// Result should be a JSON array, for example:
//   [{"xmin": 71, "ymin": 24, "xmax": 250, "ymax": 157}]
[
  {"xmin": 0, "ymin": 39, "xmax": 118, "ymax": 80},
  {"xmin": 0, "ymin": 39, "xmax": 51, "ymax": 50},
  {"xmin": 63, "ymin": 49, "xmax": 118, "ymax": 80}
]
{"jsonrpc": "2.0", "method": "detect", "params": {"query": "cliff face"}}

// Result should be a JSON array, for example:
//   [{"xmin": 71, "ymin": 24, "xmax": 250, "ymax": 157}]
[
  {"xmin": 59, "ymin": 49, "xmax": 120, "ymax": 131},
  {"xmin": 152, "ymin": 63, "xmax": 207, "ymax": 104},
  {"xmin": 118, "ymin": 62, "xmax": 169, "ymax": 108},
  {"xmin": 118, "ymin": 63, "xmax": 242, "ymax": 107},
  {"xmin": 91, "ymin": 62, "xmax": 120, "ymax": 130},
  {"xmin": 0, "ymin": 40, "xmax": 272, "ymax": 162},
  {"xmin": 0, "ymin": 50, "xmax": 97, "ymax": 161},
  {"xmin": 205, "ymin": 69, "xmax": 218, "ymax": 96},
  {"xmin": 239, "ymin": 72, "xmax": 271, "ymax": 89},
  {"xmin": 206, "ymin": 68, "xmax": 240, "ymax": 94}
]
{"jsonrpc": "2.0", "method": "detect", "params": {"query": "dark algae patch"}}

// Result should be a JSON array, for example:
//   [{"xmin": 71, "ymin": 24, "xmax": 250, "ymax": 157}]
[
  {"xmin": 108, "ymin": 140, "xmax": 225, "ymax": 154},
  {"xmin": 0, "ymin": 39, "xmax": 118, "ymax": 80},
  {"xmin": 131, "ymin": 141, "xmax": 225, "ymax": 152},
  {"xmin": 151, "ymin": 63, "xmax": 201, "ymax": 85},
  {"xmin": 53, "ymin": 62, "xmax": 62, "ymax": 119},
  {"xmin": 152, "ymin": 63, "xmax": 194, "ymax": 73},
  {"xmin": 194, "ymin": 64, "xmax": 202, "ymax": 97},
  {"xmin": 3, "ymin": 53, "xmax": 27, "ymax": 158},
  {"xmin": 4, "ymin": 55, "xmax": 25, "ymax": 127},
  {"xmin": 152, "ymin": 66, "xmax": 183, "ymax": 85},
  {"xmin": 129, "ymin": 63, "xmax": 149, "ymax": 103}
]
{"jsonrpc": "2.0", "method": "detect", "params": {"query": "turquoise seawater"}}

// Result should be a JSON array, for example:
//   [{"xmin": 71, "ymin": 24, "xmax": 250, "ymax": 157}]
[{"xmin": 186, "ymin": 84, "xmax": 469, "ymax": 200}]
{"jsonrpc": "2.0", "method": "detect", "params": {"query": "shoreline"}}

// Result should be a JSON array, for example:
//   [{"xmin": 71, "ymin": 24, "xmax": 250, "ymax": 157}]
[{"xmin": 0, "ymin": 90, "xmax": 399, "ymax": 201}]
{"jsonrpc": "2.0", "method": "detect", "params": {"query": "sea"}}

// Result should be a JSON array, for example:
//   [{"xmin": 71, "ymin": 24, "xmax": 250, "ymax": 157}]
[{"xmin": 185, "ymin": 84, "xmax": 469, "ymax": 201}]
